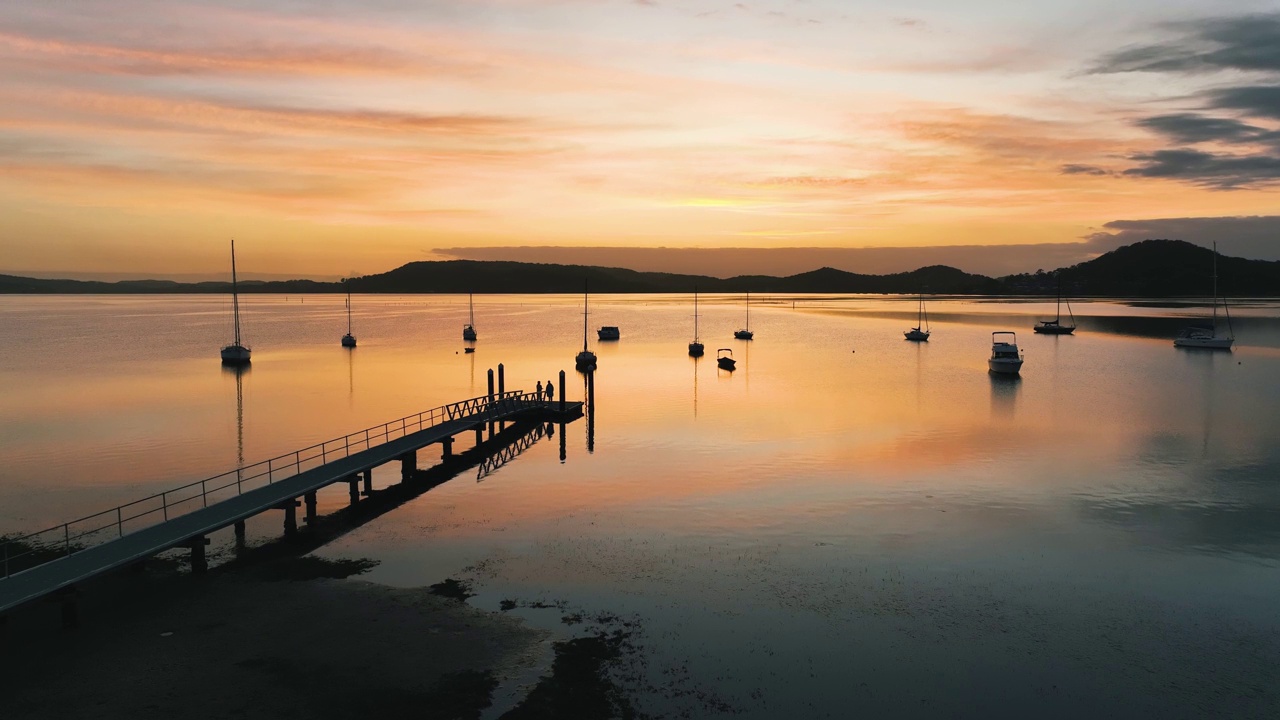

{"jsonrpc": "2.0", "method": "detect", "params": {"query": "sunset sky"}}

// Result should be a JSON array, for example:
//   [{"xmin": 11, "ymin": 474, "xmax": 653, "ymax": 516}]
[{"xmin": 2, "ymin": 1, "xmax": 1279, "ymax": 279}]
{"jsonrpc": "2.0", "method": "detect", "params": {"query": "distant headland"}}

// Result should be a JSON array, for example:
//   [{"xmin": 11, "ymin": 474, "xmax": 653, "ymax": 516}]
[{"xmin": 3, "ymin": 240, "xmax": 1278, "ymax": 297}]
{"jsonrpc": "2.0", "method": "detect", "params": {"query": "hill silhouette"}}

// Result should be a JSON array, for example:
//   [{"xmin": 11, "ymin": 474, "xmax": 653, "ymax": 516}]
[{"xmin": 2, "ymin": 239, "xmax": 1277, "ymax": 296}]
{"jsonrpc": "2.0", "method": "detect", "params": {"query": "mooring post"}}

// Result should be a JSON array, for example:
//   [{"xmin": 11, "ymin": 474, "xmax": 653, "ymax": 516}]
[
  {"xmin": 190, "ymin": 536, "xmax": 209, "ymax": 574},
  {"xmin": 559, "ymin": 422, "xmax": 567, "ymax": 463},
  {"xmin": 401, "ymin": 450, "xmax": 417, "ymax": 481},
  {"xmin": 304, "ymin": 492, "xmax": 318, "ymax": 524},
  {"xmin": 283, "ymin": 501, "xmax": 298, "ymax": 536},
  {"xmin": 487, "ymin": 368, "xmax": 496, "ymax": 437},
  {"xmin": 348, "ymin": 477, "xmax": 360, "ymax": 506},
  {"xmin": 559, "ymin": 370, "xmax": 566, "ymax": 413},
  {"xmin": 475, "ymin": 427, "xmax": 484, "ymax": 445},
  {"xmin": 362, "ymin": 468, "xmax": 373, "ymax": 496},
  {"xmin": 497, "ymin": 363, "xmax": 506, "ymax": 431},
  {"xmin": 441, "ymin": 436, "xmax": 454, "ymax": 460},
  {"xmin": 234, "ymin": 520, "xmax": 246, "ymax": 549}
]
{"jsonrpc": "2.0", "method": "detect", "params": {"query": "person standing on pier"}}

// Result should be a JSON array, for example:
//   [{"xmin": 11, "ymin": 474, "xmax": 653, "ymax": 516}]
[
  {"xmin": 536, "ymin": 380, "xmax": 543, "ymax": 398},
  {"xmin": 546, "ymin": 381, "xmax": 554, "ymax": 402}
]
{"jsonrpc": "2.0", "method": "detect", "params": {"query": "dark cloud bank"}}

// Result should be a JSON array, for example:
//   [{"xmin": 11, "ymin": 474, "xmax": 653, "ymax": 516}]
[{"xmin": 1078, "ymin": 14, "xmax": 1280, "ymax": 189}]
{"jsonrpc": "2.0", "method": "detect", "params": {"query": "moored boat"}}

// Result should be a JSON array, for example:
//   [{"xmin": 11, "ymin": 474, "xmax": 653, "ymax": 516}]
[
  {"xmin": 988, "ymin": 331, "xmax": 1023, "ymax": 374},
  {"xmin": 220, "ymin": 239, "xmax": 251, "ymax": 365}
]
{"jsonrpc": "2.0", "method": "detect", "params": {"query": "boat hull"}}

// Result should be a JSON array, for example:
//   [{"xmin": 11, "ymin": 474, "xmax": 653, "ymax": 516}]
[
  {"xmin": 717, "ymin": 358, "xmax": 736, "ymax": 370},
  {"xmin": 597, "ymin": 327, "xmax": 620, "ymax": 341},
  {"xmin": 1033, "ymin": 324, "xmax": 1075, "ymax": 335},
  {"xmin": 904, "ymin": 329, "xmax": 929, "ymax": 341},
  {"xmin": 463, "ymin": 326, "xmax": 477, "ymax": 342},
  {"xmin": 341, "ymin": 334, "xmax": 357, "ymax": 348},
  {"xmin": 988, "ymin": 358, "xmax": 1022, "ymax": 374},
  {"xmin": 1174, "ymin": 336, "xmax": 1233, "ymax": 349},
  {"xmin": 575, "ymin": 350, "xmax": 597, "ymax": 368},
  {"xmin": 688, "ymin": 342, "xmax": 704, "ymax": 357},
  {"xmin": 734, "ymin": 330, "xmax": 753, "ymax": 340},
  {"xmin": 220, "ymin": 344, "xmax": 251, "ymax": 365}
]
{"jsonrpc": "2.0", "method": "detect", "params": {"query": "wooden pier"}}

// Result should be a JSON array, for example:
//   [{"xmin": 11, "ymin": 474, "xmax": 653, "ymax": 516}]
[{"xmin": 0, "ymin": 370, "xmax": 582, "ymax": 618}]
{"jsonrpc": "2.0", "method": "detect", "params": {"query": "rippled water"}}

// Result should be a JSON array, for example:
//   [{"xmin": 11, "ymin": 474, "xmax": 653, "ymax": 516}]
[{"xmin": 3, "ymin": 293, "xmax": 1280, "ymax": 717}]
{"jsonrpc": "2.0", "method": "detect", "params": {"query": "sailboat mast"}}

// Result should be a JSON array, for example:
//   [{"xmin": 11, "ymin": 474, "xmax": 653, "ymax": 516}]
[
  {"xmin": 746, "ymin": 292, "xmax": 750, "ymax": 331},
  {"xmin": 469, "ymin": 292, "xmax": 475, "ymax": 326},
  {"xmin": 230, "ymin": 239, "xmax": 242, "ymax": 346},
  {"xmin": 1055, "ymin": 275, "xmax": 1062, "ymax": 323},
  {"xmin": 346, "ymin": 288, "xmax": 352, "ymax": 335},
  {"xmin": 582, "ymin": 281, "xmax": 589, "ymax": 353},
  {"xmin": 1211, "ymin": 242, "xmax": 1219, "ymax": 330},
  {"xmin": 694, "ymin": 288, "xmax": 699, "ymax": 340}
]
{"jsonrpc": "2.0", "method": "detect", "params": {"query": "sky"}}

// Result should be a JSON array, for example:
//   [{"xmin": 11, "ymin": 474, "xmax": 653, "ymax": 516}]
[{"xmin": 2, "ymin": 0, "xmax": 1279, "ymax": 279}]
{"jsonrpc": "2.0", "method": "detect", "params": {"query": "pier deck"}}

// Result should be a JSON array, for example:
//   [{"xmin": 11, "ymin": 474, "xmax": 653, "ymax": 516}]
[{"xmin": 1, "ymin": 386, "xmax": 583, "ymax": 617}]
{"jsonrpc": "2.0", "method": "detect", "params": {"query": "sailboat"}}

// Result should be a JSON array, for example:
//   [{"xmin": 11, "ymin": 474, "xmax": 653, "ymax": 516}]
[
  {"xmin": 463, "ymin": 292, "xmax": 478, "ymax": 342},
  {"xmin": 688, "ymin": 288, "xmax": 704, "ymax": 357},
  {"xmin": 1033, "ymin": 275, "xmax": 1076, "ymax": 335},
  {"xmin": 341, "ymin": 286, "xmax": 357, "ymax": 347},
  {"xmin": 220, "ymin": 240, "xmax": 251, "ymax": 365},
  {"xmin": 734, "ymin": 292, "xmax": 754, "ymax": 340},
  {"xmin": 904, "ymin": 288, "xmax": 930, "ymax": 341},
  {"xmin": 1174, "ymin": 242, "xmax": 1234, "ymax": 349},
  {"xmin": 576, "ymin": 280, "xmax": 597, "ymax": 368}
]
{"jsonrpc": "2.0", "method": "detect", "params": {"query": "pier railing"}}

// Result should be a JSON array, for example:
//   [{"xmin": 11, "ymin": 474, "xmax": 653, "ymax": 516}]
[{"xmin": 2, "ymin": 390, "xmax": 541, "ymax": 578}]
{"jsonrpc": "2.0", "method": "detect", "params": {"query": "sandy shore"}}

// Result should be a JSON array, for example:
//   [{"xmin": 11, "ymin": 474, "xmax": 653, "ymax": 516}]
[{"xmin": 0, "ymin": 559, "xmax": 553, "ymax": 720}]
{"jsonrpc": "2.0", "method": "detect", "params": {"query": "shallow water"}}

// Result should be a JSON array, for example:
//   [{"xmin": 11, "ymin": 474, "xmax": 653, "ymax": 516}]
[{"xmin": 3, "ymin": 293, "xmax": 1280, "ymax": 717}]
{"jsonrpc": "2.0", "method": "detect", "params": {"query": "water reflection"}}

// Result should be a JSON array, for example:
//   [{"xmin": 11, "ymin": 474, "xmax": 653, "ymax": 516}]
[{"xmin": 988, "ymin": 372, "xmax": 1020, "ymax": 419}]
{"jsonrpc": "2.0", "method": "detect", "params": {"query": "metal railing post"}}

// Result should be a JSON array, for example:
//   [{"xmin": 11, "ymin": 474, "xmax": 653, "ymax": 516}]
[
  {"xmin": 64, "ymin": 524, "xmax": 70, "ymax": 556},
  {"xmin": 295, "ymin": 451, "xmax": 301, "ymax": 474},
  {"xmin": 117, "ymin": 507, "xmax": 123, "ymax": 537},
  {"xmin": 202, "ymin": 479, "xmax": 208, "ymax": 508},
  {"xmin": 162, "ymin": 493, "xmax": 168, "ymax": 520}
]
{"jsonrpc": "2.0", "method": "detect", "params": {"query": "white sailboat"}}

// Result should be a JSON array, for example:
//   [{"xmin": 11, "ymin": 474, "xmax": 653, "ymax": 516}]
[
  {"xmin": 688, "ymin": 288, "xmax": 704, "ymax": 357},
  {"xmin": 734, "ymin": 292, "xmax": 754, "ymax": 340},
  {"xmin": 988, "ymin": 331, "xmax": 1023, "ymax": 374},
  {"xmin": 1033, "ymin": 275, "xmax": 1076, "ymax": 335},
  {"xmin": 1174, "ymin": 242, "xmax": 1234, "ymax": 350},
  {"xmin": 463, "ymin": 292, "xmax": 478, "ymax": 342},
  {"xmin": 576, "ymin": 281, "xmax": 597, "ymax": 368},
  {"xmin": 220, "ymin": 240, "xmax": 251, "ymax": 365},
  {"xmin": 904, "ymin": 289, "xmax": 930, "ymax": 341},
  {"xmin": 341, "ymin": 286, "xmax": 357, "ymax": 347}
]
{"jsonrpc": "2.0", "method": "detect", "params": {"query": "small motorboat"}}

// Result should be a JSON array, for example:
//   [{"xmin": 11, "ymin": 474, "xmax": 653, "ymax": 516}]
[
  {"xmin": 988, "ymin": 331, "xmax": 1023, "ymax": 374},
  {"xmin": 597, "ymin": 326, "xmax": 620, "ymax": 341},
  {"xmin": 716, "ymin": 348, "xmax": 736, "ymax": 370}
]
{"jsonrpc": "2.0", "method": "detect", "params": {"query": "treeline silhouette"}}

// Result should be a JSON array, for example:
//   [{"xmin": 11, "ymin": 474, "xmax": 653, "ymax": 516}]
[{"xmin": 4, "ymin": 240, "xmax": 1278, "ymax": 296}]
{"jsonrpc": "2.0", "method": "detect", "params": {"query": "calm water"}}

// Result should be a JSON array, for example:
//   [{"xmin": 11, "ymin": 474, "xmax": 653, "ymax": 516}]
[{"xmin": 4, "ymin": 294, "xmax": 1280, "ymax": 717}]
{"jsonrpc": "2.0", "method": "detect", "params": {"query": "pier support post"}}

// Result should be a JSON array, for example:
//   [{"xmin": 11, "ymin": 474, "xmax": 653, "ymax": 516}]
[
  {"xmin": 304, "ymin": 492, "xmax": 318, "ymax": 524},
  {"xmin": 234, "ymin": 520, "xmax": 246, "ymax": 549},
  {"xmin": 362, "ymin": 469, "xmax": 373, "ymax": 496},
  {"xmin": 441, "ymin": 437, "xmax": 454, "ymax": 460},
  {"xmin": 348, "ymin": 477, "xmax": 360, "ymax": 506},
  {"xmin": 498, "ymin": 364, "xmax": 505, "ymax": 431},
  {"xmin": 190, "ymin": 536, "xmax": 209, "ymax": 574},
  {"xmin": 401, "ymin": 451, "xmax": 417, "ymax": 481},
  {"xmin": 282, "ymin": 501, "xmax": 298, "ymax": 536},
  {"xmin": 559, "ymin": 370, "xmax": 566, "ymax": 413},
  {"xmin": 487, "ymin": 369, "xmax": 496, "ymax": 437},
  {"xmin": 57, "ymin": 586, "xmax": 79, "ymax": 629}
]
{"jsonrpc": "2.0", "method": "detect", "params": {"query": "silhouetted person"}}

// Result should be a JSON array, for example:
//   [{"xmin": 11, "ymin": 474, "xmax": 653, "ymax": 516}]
[
  {"xmin": 546, "ymin": 381, "xmax": 554, "ymax": 402},
  {"xmin": 536, "ymin": 380, "xmax": 543, "ymax": 398}
]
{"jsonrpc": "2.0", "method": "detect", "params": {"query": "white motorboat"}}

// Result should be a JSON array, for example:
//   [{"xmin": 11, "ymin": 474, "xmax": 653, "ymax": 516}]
[
  {"xmin": 734, "ymin": 292, "xmax": 754, "ymax": 340},
  {"xmin": 1174, "ymin": 242, "xmax": 1233, "ymax": 350},
  {"xmin": 220, "ymin": 239, "xmax": 251, "ymax": 365},
  {"xmin": 576, "ymin": 281, "xmax": 597, "ymax": 368},
  {"xmin": 904, "ymin": 288, "xmax": 930, "ymax": 341},
  {"xmin": 341, "ymin": 286, "xmax": 357, "ymax": 347},
  {"xmin": 597, "ymin": 326, "xmax": 620, "ymax": 340},
  {"xmin": 988, "ymin": 331, "xmax": 1023, "ymax": 374},
  {"xmin": 463, "ymin": 292, "xmax": 477, "ymax": 342},
  {"xmin": 688, "ymin": 288, "xmax": 704, "ymax": 357}
]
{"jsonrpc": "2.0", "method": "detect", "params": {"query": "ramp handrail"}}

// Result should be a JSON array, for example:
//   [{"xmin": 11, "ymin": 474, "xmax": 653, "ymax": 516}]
[{"xmin": 2, "ymin": 390, "xmax": 542, "ymax": 578}]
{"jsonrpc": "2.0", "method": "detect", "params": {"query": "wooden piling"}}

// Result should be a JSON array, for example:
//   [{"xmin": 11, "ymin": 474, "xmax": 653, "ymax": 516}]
[{"xmin": 304, "ymin": 492, "xmax": 317, "ymax": 524}]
